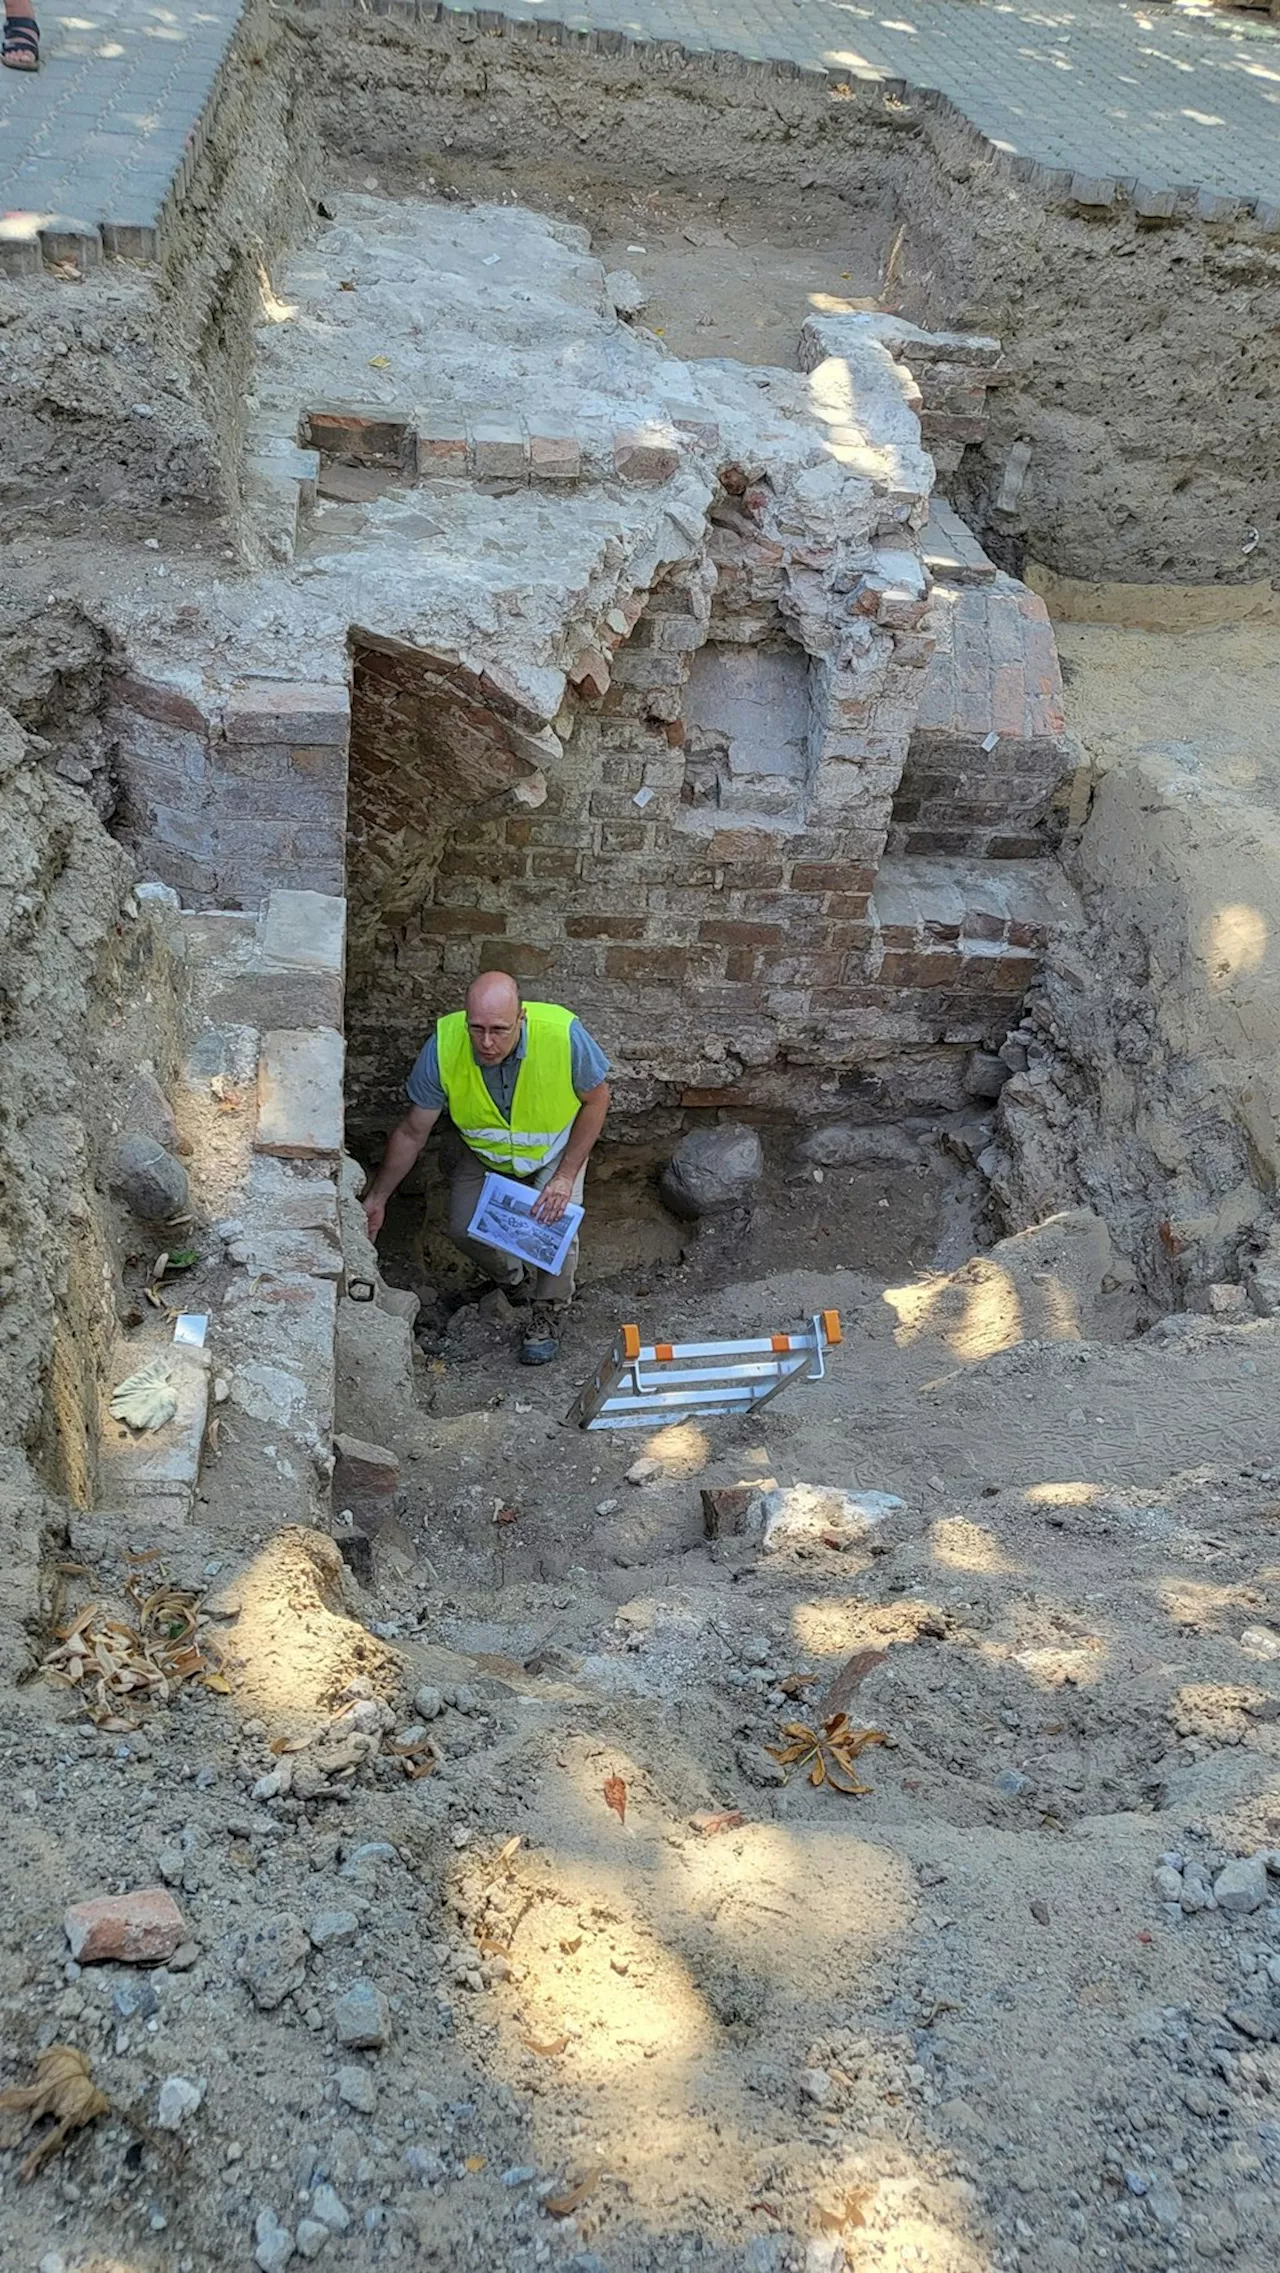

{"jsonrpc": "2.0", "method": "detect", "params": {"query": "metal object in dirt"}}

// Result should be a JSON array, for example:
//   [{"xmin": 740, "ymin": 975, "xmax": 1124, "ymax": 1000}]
[{"xmin": 568, "ymin": 1310, "xmax": 842, "ymax": 1431}]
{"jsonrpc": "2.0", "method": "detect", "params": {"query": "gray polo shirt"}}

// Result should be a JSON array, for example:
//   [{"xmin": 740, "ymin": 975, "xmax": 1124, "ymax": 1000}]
[{"xmin": 407, "ymin": 1017, "xmax": 610, "ymax": 1120}]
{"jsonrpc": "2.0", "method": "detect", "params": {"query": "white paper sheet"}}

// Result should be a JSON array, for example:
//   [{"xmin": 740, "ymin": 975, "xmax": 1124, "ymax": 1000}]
[{"xmin": 466, "ymin": 1170, "xmax": 583, "ymax": 1280}]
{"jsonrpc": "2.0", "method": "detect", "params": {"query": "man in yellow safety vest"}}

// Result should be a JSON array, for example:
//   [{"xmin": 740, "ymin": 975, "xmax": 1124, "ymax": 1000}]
[{"xmin": 361, "ymin": 971, "xmax": 611, "ymax": 1365}]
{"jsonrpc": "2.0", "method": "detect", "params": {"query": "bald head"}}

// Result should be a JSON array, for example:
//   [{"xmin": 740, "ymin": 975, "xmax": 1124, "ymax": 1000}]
[{"xmin": 464, "ymin": 971, "xmax": 523, "ymax": 1066}]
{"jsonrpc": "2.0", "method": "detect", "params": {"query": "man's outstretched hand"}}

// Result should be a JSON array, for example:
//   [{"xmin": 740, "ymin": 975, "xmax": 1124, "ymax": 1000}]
[
  {"xmin": 363, "ymin": 1195, "xmax": 387, "ymax": 1241},
  {"xmin": 531, "ymin": 1172, "xmax": 575, "ymax": 1225}
]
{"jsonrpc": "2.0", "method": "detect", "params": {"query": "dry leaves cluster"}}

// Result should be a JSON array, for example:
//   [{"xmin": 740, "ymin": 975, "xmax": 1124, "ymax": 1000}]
[{"xmin": 41, "ymin": 1556, "xmax": 228, "ymax": 1725}]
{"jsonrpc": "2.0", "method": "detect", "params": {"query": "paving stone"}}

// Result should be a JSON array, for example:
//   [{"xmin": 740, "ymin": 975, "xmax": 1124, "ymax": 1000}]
[{"xmin": 256, "ymin": 1028, "xmax": 345, "ymax": 1159}]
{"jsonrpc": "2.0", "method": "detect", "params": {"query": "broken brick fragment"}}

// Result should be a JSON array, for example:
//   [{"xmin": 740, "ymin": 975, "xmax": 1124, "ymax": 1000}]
[{"xmin": 64, "ymin": 1889, "xmax": 187, "ymax": 1965}]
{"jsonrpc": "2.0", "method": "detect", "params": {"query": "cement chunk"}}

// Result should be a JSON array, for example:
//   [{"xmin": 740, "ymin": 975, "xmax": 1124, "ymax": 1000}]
[{"xmin": 256, "ymin": 1029, "xmax": 345, "ymax": 1158}]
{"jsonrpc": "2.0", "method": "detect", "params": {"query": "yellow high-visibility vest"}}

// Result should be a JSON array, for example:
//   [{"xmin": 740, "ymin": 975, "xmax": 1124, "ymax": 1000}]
[{"xmin": 436, "ymin": 1001, "xmax": 579, "ymax": 1175}]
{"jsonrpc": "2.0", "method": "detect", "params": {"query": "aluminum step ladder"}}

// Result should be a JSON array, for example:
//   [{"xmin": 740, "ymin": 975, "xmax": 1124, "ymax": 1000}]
[{"xmin": 567, "ymin": 1310, "xmax": 842, "ymax": 1431}]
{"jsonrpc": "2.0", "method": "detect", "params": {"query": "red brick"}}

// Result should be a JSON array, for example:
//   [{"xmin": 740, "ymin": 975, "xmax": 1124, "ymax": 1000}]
[
  {"xmin": 225, "ymin": 685, "xmax": 350, "ymax": 746},
  {"xmin": 306, "ymin": 406, "xmax": 411, "ymax": 466},
  {"xmin": 419, "ymin": 909, "xmax": 508, "ymax": 936},
  {"xmin": 604, "ymin": 947, "xmax": 688, "ymax": 980},
  {"xmin": 65, "ymin": 1888, "xmax": 186, "ymax": 1965},
  {"xmin": 699, "ymin": 920, "xmax": 785, "ymax": 948},
  {"xmin": 565, "ymin": 915, "xmax": 647, "ymax": 940},
  {"xmin": 114, "ymin": 676, "xmax": 208, "ymax": 732}
]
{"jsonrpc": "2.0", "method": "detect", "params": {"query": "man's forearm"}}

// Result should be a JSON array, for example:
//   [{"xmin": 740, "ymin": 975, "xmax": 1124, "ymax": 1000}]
[
  {"xmin": 559, "ymin": 1083, "xmax": 611, "ymax": 1179},
  {"xmin": 368, "ymin": 1118, "xmax": 432, "ymax": 1203}
]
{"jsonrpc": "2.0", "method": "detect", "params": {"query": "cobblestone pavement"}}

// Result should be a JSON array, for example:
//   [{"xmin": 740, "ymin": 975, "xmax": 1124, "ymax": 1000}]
[
  {"xmin": 2, "ymin": 0, "xmax": 1279, "ymax": 259},
  {"xmin": 0, "ymin": 0, "xmax": 242, "ymax": 250}
]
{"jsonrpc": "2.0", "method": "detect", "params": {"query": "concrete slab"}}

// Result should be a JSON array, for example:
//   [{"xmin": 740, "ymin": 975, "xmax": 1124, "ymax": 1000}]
[{"xmin": 255, "ymin": 1028, "xmax": 345, "ymax": 1158}]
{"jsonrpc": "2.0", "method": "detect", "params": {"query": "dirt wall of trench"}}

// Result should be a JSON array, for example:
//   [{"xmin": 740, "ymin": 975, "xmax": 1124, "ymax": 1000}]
[
  {"xmin": 0, "ymin": 1, "xmax": 317, "ymax": 536},
  {"xmin": 295, "ymin": 4, "xmax": 1280, "ymax": 590}
]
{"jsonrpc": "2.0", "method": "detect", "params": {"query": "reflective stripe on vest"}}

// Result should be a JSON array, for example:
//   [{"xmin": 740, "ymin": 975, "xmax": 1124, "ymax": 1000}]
[{"xmin": 436, "ymin": 1002, "xmax": 580, "ymax": 1175}]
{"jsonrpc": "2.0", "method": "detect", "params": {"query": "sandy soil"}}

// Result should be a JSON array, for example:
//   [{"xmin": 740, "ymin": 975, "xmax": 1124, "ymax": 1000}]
[{"xmin": 4, "ymin": 1150, "xmax": 1280, "ymax": 2273}]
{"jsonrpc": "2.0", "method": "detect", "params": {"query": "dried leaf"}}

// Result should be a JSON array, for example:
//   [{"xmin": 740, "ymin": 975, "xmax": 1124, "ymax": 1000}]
[
  {"xmin": 603, "ymin": 1774, "xmax": 627, "ymax": 1825},
  {"xmin": 202, "ymin": 1671, "xmax": 232, "ymax": 1695},
  {"xmin": 463, "ymin": 2153, "xmax": 485, "ymax": 2172},
  {"xmin": 498, "ymin": 1835, "xmax": 521, "ymax": 1864},
  {"xmin": 809, "ymin": 1755, "xmax": 826, "ymax": 1788},
  {"xmin": 0, "ymin": 2045, "xmax": 111, "ymax": 2181},
  {"xmin": 522, "ymin": 2033, "xmax": 569, "ymax": 2057},
  {"xmin": 559, "ymin": 1936, "xmax": 583, "ymax": 1955},
  {"xmin": 544, "ymin": 2164, "xmax": 603, "ymax": 2217},
  {"xmin": 493, "ymin": 1503, "xmax": 520, "ymax": 1526},
  {"xmin": 477, "ymin": 1937, "xmax": 510, "ymax": 1957},
  {"xmin": 689, "ymin": 1810, "xmax": 744, "ymax": 1836},
  {"xmin": 819, "ymin": 2186, "xmax": 873, "ymax": 2233}
]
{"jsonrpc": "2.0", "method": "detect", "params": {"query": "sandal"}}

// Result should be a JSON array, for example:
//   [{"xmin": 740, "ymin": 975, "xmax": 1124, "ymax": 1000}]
[{"xmin": 2, "ymin": 14, "xmax": 40, "ymax": 69}]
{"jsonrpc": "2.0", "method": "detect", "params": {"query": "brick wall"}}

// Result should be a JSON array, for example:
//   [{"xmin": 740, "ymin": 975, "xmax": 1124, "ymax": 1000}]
[
  {"xmin": 343, "ymin": 516, "xmax": 1065, "ymax": 1137},
  {"xmin": 111, "ymin": 676, "xmax": 350, "ymax": 908}
]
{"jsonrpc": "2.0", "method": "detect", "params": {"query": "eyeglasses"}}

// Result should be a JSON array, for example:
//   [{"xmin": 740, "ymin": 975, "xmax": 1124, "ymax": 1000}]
[{"xmin": 467, "ymin": 1020, "xmax": 519, "ymax": 1043}]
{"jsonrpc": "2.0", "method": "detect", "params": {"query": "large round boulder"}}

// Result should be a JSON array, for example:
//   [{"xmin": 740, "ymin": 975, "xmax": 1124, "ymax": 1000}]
[{"xmin": 659, "ymin": 1122, "xmax": 764, "ymax": 1220}]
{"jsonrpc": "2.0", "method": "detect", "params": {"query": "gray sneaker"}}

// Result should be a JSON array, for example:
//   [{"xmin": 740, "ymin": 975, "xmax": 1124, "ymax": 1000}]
[{"xmin": 519, "ymin": 1302, "xmax": 561, "ymax": 1366}]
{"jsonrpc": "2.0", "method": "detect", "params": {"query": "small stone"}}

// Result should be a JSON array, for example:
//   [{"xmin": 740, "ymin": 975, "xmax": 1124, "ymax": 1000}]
[
  {"xmin": 113, "ymin": 1977, "xmax": 159, "ymax": 2020},
  {"xmin": 1182, "ymin": 2079, "xmax": 1212, "ymax": 2117},
  {"xmin": 111, "ymin": 1132, "xmax": 190, "ymax": 1222},
  {"xmin": 39, "ymin": 2254, "xmax": 68, "ymax": 2273},
  {"xmin": 404, "ymin": 2145, "xmax": 447, "ymax": 2182},
  {"xmin": 806, "ymin": 2241, "xmax": 846, "ymax": 2273},
  {"xmin": 1226, "ymin": 2002, "xmax": 1274, "ymax": 2041},
  {"xmin": 595, "ymin": 1498, "xmax": 619, "ymax": 1517},
  {"xmin": 254, "ymin": 2206, "xmax": 296, "ymax": 2272},
  {"xmin": 64, "ymin": 1887, "xmax": 186, "ymax": 1965},
  {"xmin": 413, "ymin": 1685, "xmax": 443, "ymax": 1720},
  {"xmin": 334, "ymin": 1981, "xmax": 390, "ymax": 2049},
  {"xmin": 337, "ymin": 2065, "xmax": 376, "ymax": 2114},
  {"xmin": 994, "ymin": 1769, "xmax": 1030, "ymax": 1798},
  {"xmin": 295, "ymin": 2221, "xmax": 330, "ymax": 2259},
  {"xmin": 1146, "ymin": 2178, "xmax": 1182, "ymax": 2231},
  {"xmin": 625, "ymin": 1455, "xmax": 662, "ymax": 1486},
  {"xmin": 1239, "ymin": 1624, "xmax": 1280, "ymax": 1660},
  {"xmin": 1207, "ymin": 1282, "xmax": 1247, "ymax": 1316},
  {"xmin": 799, "ymin": 2066, "xmax": 832, "ymax": 2105},
  {"xmin": 605, "ymin": 268, "xmax": 648, "ymax": 318},
  {"xmin": 238, "ymin": 1912, "xmax": 310, "ymax": 2009},
  {"xmin": 501, "ymin": 2164, "xmax": 538, "ymax": 2187},
  {"xmin": 342, "ymin": 1841, "xmax": 397, "ymax": 1876},
  {"xmin": 1214, "ymin": 1855, "xmax": 1268, "ymax": 1914},
  {"xmin": 156, "ymin": 2075, "xmax": 202, "ymax": 2130},
  {"xmin": 742, "ymin": 2240, "xmax": 785, "ymax": 2273},
  {"xmin": 310, "ymin": 2184, "xmax": 351, "ymax": 2233},
  {"xmin": 1153, "ymin": 1864, "xmax": 1184, "ymax": 1903},
  {"xmin": 309, "ymin": 1910, "xmax": 359, "ymax": 1951}
]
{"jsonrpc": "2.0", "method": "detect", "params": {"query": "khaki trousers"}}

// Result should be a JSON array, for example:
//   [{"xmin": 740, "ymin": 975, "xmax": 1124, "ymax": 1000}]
[{"xmin": 445, "ymin": 1145, "xmax": 585, "ymax": 1307}]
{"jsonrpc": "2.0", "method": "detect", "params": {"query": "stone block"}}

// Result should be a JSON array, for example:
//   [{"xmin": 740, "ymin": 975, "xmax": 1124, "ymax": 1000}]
[
  {"xmin": 261, "ymin": 891, "xmax": 346, "ymax": 974},
  {"xmin": 256, "ymin": 1029, "xmax": 345, "ymax": 1158},
  {"xmin": 99, "ymin": 1339, "xmax": 209, "ymax": 1513}
]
